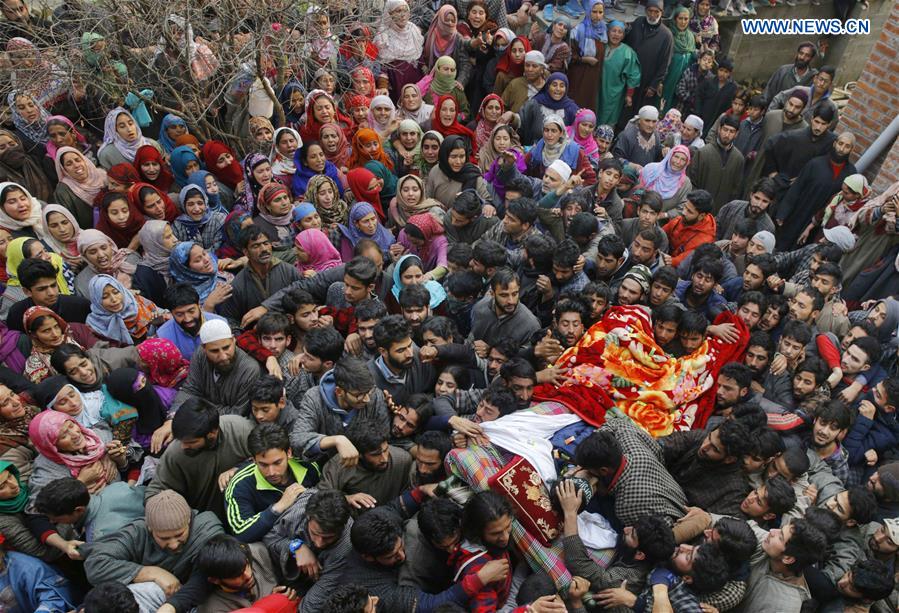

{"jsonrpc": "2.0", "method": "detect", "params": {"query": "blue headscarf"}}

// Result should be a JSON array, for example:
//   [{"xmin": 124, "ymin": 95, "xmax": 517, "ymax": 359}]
[
  {"xmin": 292, "ymin": 202, "xmax": 318, "ymax": 224},
  {"xmin": 338, "ymin": 202, "xmax": 395, "ymax": 256},
  {"xmin": 86, "ymin": 274, "xmax": 139, "ymax": 345},
  {"xmin": 279, "ymin": 80, "xmax": 307, "ymax": 125},
  {"xmin": 572, "ymin": 0, "xmax": 608, "ymax": 58},
  {"xmin": 170, "ymin": 145, "xmax": 202, "ymax": 188},
  {"xmin": 187, "ymin": 169, "xmax": 226, "ymax": 215},
  {"xmin": 158, "ymin": 114, "xmax": 188, "ymax": 154},
  {"xmin": 176, "ymin": 184, "xmax": 213, "ymax": 242},
  {"xmin": 391, "ymin": 254, "xmax": 447, "ymax": 309},
  {"xmin": 169, "ymin": 241, "xmax": 220, "ymax": 302},
  {"xmin": 292, "ymin": 147, "xmax": 345, "ymax": 199},
  {"xmin": 532, "ymin": 73, "xmax": 581, "ymax": 125}
]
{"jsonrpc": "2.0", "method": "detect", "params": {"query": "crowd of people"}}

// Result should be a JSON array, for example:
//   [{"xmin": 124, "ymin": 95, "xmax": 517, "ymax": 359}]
[{"xmin": 0, "ymin": 0, "xmax": 897, "ymax": 610}]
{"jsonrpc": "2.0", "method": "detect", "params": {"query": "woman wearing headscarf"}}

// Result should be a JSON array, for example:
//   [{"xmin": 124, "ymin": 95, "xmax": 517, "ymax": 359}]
[
  {"xmin": 421, "ymin": 5, "xmax": 471, "ymax": 85},
  {"xmin": 599, "ymin": 20, "xmax": 641, "ymax": 126},
  {"xmin": 76, "ymin": 229, "xmax": 168, "ymax": 307},
  {"xmin": 28, "ymin": 411, "xmax": 124, "ymax": 502},
  {"xmin": 169, "ymin": 145, "xmax": 203, "ymax": 189},
  {"xmin": 339, "ymin": 24, "xmax": 382, "ymax": 79},
  {"xmin": 430, "ymin": 96, "xmax": 478, "ymax": 156},
  {"xmin": 0, "ymin": 460, "xmax": 59, "ymax": 562},
  {"xmin": 517, "ymin": 72, "xmax": 581, "ymax": 146},
  {"xmin": 367, "ymin": 95, "xmax": 399, "ymax": 140},
  {"xmin": 279, "ymin": 80, "xmax": 307, "ymax": 129},
  {"xmin": 6, "ymin": 91, "xmax": 51, "ymax": 158},
  {"xmin": 0, "ymin": 129, "xmax": 52, "ymax": 203},
  {"xmin": 419, "ymin": 56, "xmax": 470, "ymax": 119},
  {"xmin": 387, "ymin": 119, "xmax": 423, "ymax": 178},
  {"xmin": 417, "ymin": 131, "xmax": 444, "ymax": 177},
  {"xmin": 201, "ymin": 140, "xmax": 243, "ymax": 191},
  {"xmin": 337, "ymin": 202, "xmax": 396, "ymax": 261},
  {"xmin": 396, "ymin": 84, "xmax": 434, "ymax": 127},
  {"xmin": 374, "ymin": 0, "xmax": 424, "ymax": 94},
  {"xmin": 306, "ymin": 175, "xmax": 348, "ymax": 238},
  {"xmin": 133, "ymin": 144, "xmax": 174, "ymax": 193},
  {"xmin": 5, "ymin": 38, "xmax": 69, "ymax": 110},
  {"xmin": 470, "ymin": 94, "xmax": 512, "ymax": 152},
  {"xmin": 22, "ymin": 306, "xmax": 100, "ymax": 384},
  {"xmin": 348, "ymin": 128, "xmax": 395, "ymax": 172},
  {"xmin": 0, "ymin": 388, "xmax": 37, "ymax": 480},
  {"xmin": 136, "ymin": 337, "xmax": 189, "ymax": 390},
  {"xmin": 41, "ymin": 204, "xmax": 82, "ymax": 270},
  {"xmin": 173, "ymin": 185, "xmax": 226, "ymax": 251},
  {"xmin": 396, "ymin": 213, "xmax": 448, "ymax": 278},
  {"xmin": 426, "ymin": 135, "xmax": 493, "ymax": 209},
  {"xmin": 662, "ymin": 6, "xmax": 697, "ymax": 113},
  {"xmin": 235, "ymin": 153, "xmax": 274, "ymax": 215},
  {"xmin": 270, "ymin": 127, "xmax": 302, "ymax": 186},
  {"xmin": 187, "ymin": 169, "xmax": 230, "ymax": 214},
  {"xmin": 388, "ymin": 174, "xmax": 442, "ymax": 230},
  {"xmin": 45, "ymin": 116, "xmax": 94, "ymax": 169},
  {"xmin": 387, "ymin": 254, "xmax": 447, "ymax": 312},
  {"xmin": 689, "ymin": 0, "xmax": 720, "ymax": 53},
  {"xmin": 253, "ymin": 183, "xmax": 297, "ymax": 262},
  {"xmin": 218, "ymin": 211, "xmax": 253, "ymax": 260},
  {"xmin": 96, "ymin": 192, "xmax": 145, "ymax": 250},
  {"xmin": 157, "ymin": 114, "xmax": 189, "ymax": 155},
  {"xmin": 802, "ymin": 174, "xmax": 871, "ymax": 244},
  {"xmin": 87, "ymin": 274, "xmax": 165, "ymax": 346},
  {"xmin": 292, "ymin": 142, "xmax": 346, "ymax": 200},
  {"xmin": 525, "ymin": 116, "xmax": 597, "ymax": 185},
  {"xmin": 294, "ymin": 229, "xmax": 343, "ymax": 276},
  {"xmin": 318, "ymin": 123, "xmax": 352, "ymax": 173},
  {"xmin": 568, "ymin": 0, "xmax": 606, "ymax": 112},
  {"xmin": 52, "ymin": 147, "xmax": 107, "ymax": 230},
  {"xmin": 105, "ymin": 368, "xmax": 172, "ymax": 451},
  {"xmin": 169, "ymin": 241, "xmax": 233, "ymax": 311},
  {"xmin": 347, "ymin": 167, "xmax": 387, "ymax": 222},
  {"xmin": 127, "ymin": 182, "xmax": 177, "ymax": 223},
  {"xmin": 105, "ymin": 163, "xmax": 140, "ymax": 195},
  {"xmin": 492, "ymin": 35, "xmax": 530, "ymax": 96},
  {"xmin": 532, "ymin": 19, "xmax": 571, "ymax": 72},
  {"xmin": 0, "ymin": 182, "xmax": 48, "ymax": 241},
  {"xmin": 247, "ymin": 116, "xmax": 276, "ymax": 154},
  {"xmin": 298, "ymin": 90, "xmax": 354, "ymax": 144},
  {"xmin": 97, "ymin": 107, "xmax": 161, "ymax": 170},
  {"xmin": 567, "ymin": 109, "xmax": 601, "ymax": 167},
  {"xmin": 637, "ymin": 144, "xmax": 693, "ymax": 217},
  {"xmin": 364, "ymin": 161, "xmax": 398, "ymax": 218},
  {"xmin": 137, "ymin": 220, "xmax": 175, "ymax": 283},
  {"xmin": 481, "ymin": 125, "xmax": 525, "ymax": 205}
]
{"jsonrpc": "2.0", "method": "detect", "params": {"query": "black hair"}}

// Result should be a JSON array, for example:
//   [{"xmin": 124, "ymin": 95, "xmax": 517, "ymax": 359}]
[
  {"xmin": 781, "ymin": 319, "xmax": 813, "ymax": 345},
  {"xmin": 738, "ymin": 291, "xmax": 767, "ymax": 315},
  {"xmin": 748, "ymin": 428, "xmax": 785, "ymax": 460},
  {"xmin": 250, "ymin": 374, "xmax": 285, "ymax": 405},
  {"xmin": 462, "ymin": 490, "xmax": 514, "ymax": 544},
  {"xmin": 846, "ymin": 486, "xmax": 878, "ymax": 525},
  {"xmin": 780, "ymin": 446, "xmax": 811, "ymax": 480},
  {"xmin": 306, "ymin": 489, "xmax": 352, "ymax": 534},
  {"xmin": 750, "ymin": 177, "xmax": 777, "ymax": 200},
  {"xmin": 748, "ymin": 94, "xmax": 767, "ymax": 110},
  {"xmin": 747, "ymin": 330, "xmax": 774, "ymax": 354},
  {"xmin": 717, "ymin": 419, "xmax": 752, "ymax": 459},
  {"xmin": 25, "ymin": 313, "xmax": 59, "ymax": 336},
  {"xmin": 21, "ymin": 238, "xmax": 42, "ymax": 259},
  {"xmin": 481, "ymin": 382, "xmax": 518, "ymax": 417},
  {"xmin": 505, "ymin": 198, "xmax": 539, "ymax": 226},
  {"xmin": 744, "ymin": 253, "xmax": 776, "ymax": 279},
  {"xmin": 633, "ymin": 515, "xmax": 675, "ymax": 564},
  {"xmin": 574, "ymin": 430, "xmax": 623, "ymax": 471},
  {"xmin": 795, "ymin": 356, "xmax": 828, "ymax": 386},
  {"xmin": 818, "ymin": 64, "xmax": 836, "ymax": 79},
  {"xmin": 451, "ymin": 190, "xmax": 483, "ymax": 218},
  {"xmin": 554, "ymin": 298, "xmax": 589, "ymax": 324},
  {"xmin": 582, "ymin": 281, "xmax": 613, "ymax": 303},
  {"xmin": 714, "ymin": 517, "xmax": 757, "ymax": 569},
  {"xmin": 345, "ymin": 417, "xmax": 389, "ymax": 455},
  {"xmin": 553, "ymin": 238, "xmax": 581, "ymax": 269},
  {"xmin": 247, "ymin": 422, "xmax": 290, "ymax": 456},
  {"xmin": 883, "ymin": 376, "xmax": 899, "ymax": 408},
  {"xmin": 639, "ymin": 190, "xmax": 663, "ymax": 213},
  {"xmin": 692, "ymin": 257, "xmax": 724, "ymax": 282},
  {"xmin": 815, "ymin": 399, "xmax": 853, "ymax": 431},
  {"xmin": 679, "ymin": 310, "xmax": 709, "ymax": 336},
  {"xmin": 418, "ymin": 497, "xmax": 463, "ymax": 546},
  {"xmin": 803, "ymin": 506, "xmax": 843, "ymax": 543},
  {"xmin": 281, "ymin": 288, "xmax": 318, "ymax": 314},
  {"xmin": 489, "ymin": 267, "xmax": 519, "ymax": 292},
  {"xmin": 447, "ymin": 242, "xmax": 474, "ymax": 268},
  {"xmin": 402, "ymin": 394, "xmax": 434, "ymax": 432},
  {"xmin": 18, "ymin": 258, "xmax": 59, "ymax": 290},
  {"xmin": 783, "ymin": 519, "xmax": 828, "ymax": 572},
  {"xmin": 732, "ymin": 218, "xmax": 758, "ymax": 240},
  {"xmin": 354, "ymin": 239, "xmax": 383, "ymax": 259},
  {"xmin": 848, "ymin": 558, "xmax": 895, "ymax": 602},
  {"xmin": 472, "ymin": 240, "xmax": 508, "ymax": 269},
  {"xmin": 344, "ymin": 256, "xmax": 379, "ymax": 286},
  {"xmin": 568, "ymin": 212, "xmax": 599, "ymax": 240},
  {"xmin": 516, "ymin": 572, "xmax": 557, "ymax": 605},
  {"xmin": 49, "ymin": 343, "xmax": 89, "ymax": 377},
  {"xmin": 505, "ymin": 176, "xmax": 535, "ymax": 198},
  {"xmin": 652, "ymin": 266, "xmax": 679, "ymax": 291},
  {"xmin": 489, "ymin": 338, "xmax": 519, "ymax": 361},
  {"xmin": 445, "ymin": 270, "xmax": 484, "ymax": 299},
  {"xmin": 238, "ymin": 224, "xmax": 268, "ymax": 250},
  {"xmin": 500, "ymin": 357, "xmax": 537, "ymax": 384},
  {"xmin": 416, "ymin": 430, "xmax": 453, "ymax": 460},
  {"xmin": 399, "ymin": 284, "xmax": 431, "ymax": 310},
  {"xmin": 732, "ymin": 403, "xmax": 768, "ymax": 432},
  {"xmin": 82, "ymin": 582, "xmax": 139, "ymax": 613},
  {"xmin": 171, "ymin": 397, "xmax": 220, "ymax": 439},
  {"xmin": 849, "ymin": 336, "xmax": 883, "ymax": 367},
  {"xmin": 373, "ymin": 314, "xmax": 412, "ymax": 350},
  {"xmin": 34, "ymin": 477, "xmax": 89, "ymax": 516},
  {"xmin": 812, "ymin": 105, "xmax": 835, "ymax": 123},
  {"xmin": 596, "ymin": 234, "xmax": 626, "ymax": 259},
  {"xmin": 397, "ymin": 254, "xmax": 424, "ymax": 278},
  {"xmin": 523, "ymin": 233, "xmax": 557, "ymax": 272},
  {"xmin": 719, "ymin": 362, "xmax": 753, "ymax": 390},
  {"xmin": 654, "ymin": 303, "xmax": 683, "ymax": 325},
  {"xmin": 333, "ymin": 356, "xmax": 374, "ymax": 393},
  {"xmin": 422, "ymin": 316, "xmax": 459, "ymax": 344},
  {"xmin": 196, "ymin": 534, "xmax": 250, "ymax": 579},
  {"xmin": 813, "ymin": 242, "xmax": 844, "ymax": 264},
  {"xmin": 349, "ymin": 507, "xmax": 404, "ymax": 556},
  {"xmin": 322, "ymin": 585, "xmax": 370, "ymax": 613},
  {"xmin": 598, "ymin": 157, "xmax": 623, "ymax": 175},
  {"xmin": 635, "ymin": 228, "xmax": 663, "ymax": 249},
  {"xmin": 765, "ymin": 475, "xmax": 797, "ymax": 516},
  {"xmin": 256, "ymin": 311, "xmax": 292, "ymax": 337},
  {"xmin": 720, "ymin": 114, "xmax": 740, "ymax": 130},
  {"xmin": 796, "ymin": 286, "xmax": 825, "ymax": 313},
  {"xmin": 689, "ymin": 543, "xmax": 730, "ymax": 594},
  {"xmin": 164, "ymin": 282, "xmax": 200, "ymax": 309},
  {"xmin": 354, "ymin": 298, "xmax": 388, "ymax": 323},
  {"xmin": 304, "ymin": 326, "xmax": 346, "ymax": 364},
  {"xmin": 686, "ymin": 189, "xmax": 713, "ymax": 215},
  {"xmin": 814, "ymin": 261, "xmax": 843, "ymax": 285}
]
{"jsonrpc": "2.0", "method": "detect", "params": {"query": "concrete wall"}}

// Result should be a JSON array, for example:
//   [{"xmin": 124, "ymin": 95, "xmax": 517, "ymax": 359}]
[{"xmin": 717, "ymin": 0, "xmax": 894, "ymax": 88}]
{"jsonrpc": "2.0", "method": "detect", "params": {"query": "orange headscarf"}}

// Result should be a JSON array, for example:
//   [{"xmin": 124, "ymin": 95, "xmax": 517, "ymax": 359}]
[{"xmin": 348, "ymin": 128, "xmax": 394, "ymax": 171}]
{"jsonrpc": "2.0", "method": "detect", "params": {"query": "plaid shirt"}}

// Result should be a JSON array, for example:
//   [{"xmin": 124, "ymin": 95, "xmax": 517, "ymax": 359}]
[
  {"xmin": 602, "ymin": 416, "xmax": 688, "ymax": 526},
  {"xmin": 775, "ymin": 243, "xmax": 817, "ymax": 285},
  {"xmin": 172, "ymin": 211, "xmax": 226, "ymax": 252}
]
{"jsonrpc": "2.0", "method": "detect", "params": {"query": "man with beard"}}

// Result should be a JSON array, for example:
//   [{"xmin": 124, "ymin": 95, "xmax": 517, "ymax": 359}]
[
  {"xmin": 706, "ymin": 363, "xmax": 753, "ymax": 430},
  {"xmin": 84, "ymin": 490, "xmax": 224, "ymax": 613},
  {"xmin": 223, "ymin": 423, "xmax": 321, "ymax": 544},
  {"xmin": 764, "ymin": 42, "xmax": 819, "ymax": 102},
  {"xmin": 803, "ymin": 400, "xmax": 853, "ymax": 487},
  {"xmin": 196, "ymin": 535, "xmax": 288, "ymax": 612},
  {"xmin": 768, "ymin": 67, "xmax": 839, "ymax": 128},
  {"xmin": 626, "ymin": 230, "xmax": 666, "ymax": 273},
  {"xmin": 674, "ymin": 257, "xmax": 728, "ymax": 321},
  {"xmin": 827, "ymin": 558, "xmax": 896, "ymax": 613},
  {"xmin": 716, "ymin": 178, "xmax": 777, "ymax": 241},
  {"xmin": 763, "ymin": 106, "xmax": 838, "ymax": 201},
  {"xmin": 402, "ymin": 498, "xmax": 462, "ymax": 593},
  {"xmin": 170, "ymin": 319, "xmax": 262, "ymax": 416},
  {"xmin": 368, "ymin": 315, "xmax": 436, "ymax": 406},
  {"xmin": 744, "ymin": 330, "xmax": 774, "ymax": 391},
  {"xmin": 660, "ymin": 419, "xmax": 752, "ymax": 515},
  {"xmin": 157, "ymin": 283, "xmax": 228, "ymax": 360},
  {"xmin": 612, "ymin": 105, "xmax": 664, "ymax": 167},
  {"xmin": 617, "ymin": 264, "xmax": 652, "ymax": 306},
  {"xmin": 411, "ymin": 431, "xmax": 452, "ymax": 487},
  {"xmin": 470, "ymin": 268, "xmax": 541, "ymax": 349},
  {"xmin": 623, "ymin": 0, "xmax": 673, "ymax": 113},
  {"xmin": 774, "ymin": 131, "xmax": 857, "ymax": 250},
  {"xmin": 688, "ymin": 114, "xmax": 745, "ymax": 213},
  {"xmin": 443, "ymin": 271, "xmax": 484, "ymax": 339},
  {"xmin": 722, "ymin": 253, "xmax": 776, "ymax": 303},
  {"xmin": 146, "ymin": 398, "xmax": 255, "ymax": 521},
  {"xmin": 219, "ymin": 225, "xmax": 301, "ymax": 326},
  {"xmin": 498, "ymin": 358, "xmax": 537, "ymax": 410},
  {"xmin": 663, "ymin": 190, "xmax": 716, "ymax": 268},
  {"xmin": 319, "ymin": 418, "xmax": 414, "ymax": 513},
  {"xmin": 743, "ymin": 91, "xmax": 808, "ymax": 196},
  {"xmin": 351, "ymin": 299, "xmax": 387, "ymax": 361}
]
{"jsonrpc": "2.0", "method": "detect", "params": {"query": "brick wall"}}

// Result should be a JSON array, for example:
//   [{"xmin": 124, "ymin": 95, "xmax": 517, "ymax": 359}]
[{"xmin": 837, "ymin": 0, "xmax": 899, "ymax": 192}]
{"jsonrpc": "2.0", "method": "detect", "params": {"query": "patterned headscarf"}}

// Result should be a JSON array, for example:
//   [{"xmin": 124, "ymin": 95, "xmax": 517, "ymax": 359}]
[
  {"xmin": 100, "ymin": 107, "xmax": 148, "ymax": 162},
  {"xmin": 136, "ymin": 338, "xmax": 190, "ymax": 388}
]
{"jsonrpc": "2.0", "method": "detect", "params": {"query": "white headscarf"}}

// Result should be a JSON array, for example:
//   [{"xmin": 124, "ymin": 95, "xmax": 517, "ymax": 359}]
[
  {"xmin": 375, "ymin": 0, "xmax": 424, "ymax": 63},
  {"xmin": 0, "ymin": 182, "xmax": 48, "ymax": 239},
  {"xmin": 269, "ymin": 127, "xmax": 302, "ymax": 177}
]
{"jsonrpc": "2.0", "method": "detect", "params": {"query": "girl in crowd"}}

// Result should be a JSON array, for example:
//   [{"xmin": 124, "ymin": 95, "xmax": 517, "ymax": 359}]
[
  {"xmin": 201, "ymin": 140, "xmax": 243, "ymax": 191},
  {"xmin": 169, "ymin": 145, "xmax": 203, "ymax": 189},
  {"xmin": 427, "ymin": 135, "xmax": 493, "ymax": 209},
  {"xmin": 157, "ymin": 114, "xmax": 189, "ymax": 156},
  {"xmin": 491, "ymin": 35, "xmax": 530, "ymax": 96},
  {"xmin": 173, "ymin": 185, "xmax": 226, "ymax": 252},
  {"xmin": 293, "ymin": 141, "xmax": 347, "ymax": 199},
  {"xmin": 518, "ymin": 72, "xmax": 580, "ymax": 146},
  {"xmin": 420, "ymin": 56, "xmax": 470, "ymax": 119},
  {"xmin": 417, "ymin": 131, "xmax": 444, "ymax": 177},
  {"xmin": 138, "ymin": 220, "xmax": 178, "ymax": 283},
  {"xmin": 0, "ymin": 129, "xmax": 53, "ymax": 202},
  {"xmin": 253, "ymin": 183, "xmax": 297, "ymax": 262},
  {"xmin": 298, "ymin": 90, "xmax": 354, "ymax": 144},
  {"xmin": 270, "ymin": 127, "xmax": 303, "ymax": 186},
  {"xmin": 127, "ymin": 182, "xmax": 178, "ymax": 223},
  {"xmin": 305, "ymin": 175, "xmax": 348, "ymax": 236},
  {"xmin": 294, "ymin": 229, "xmax": 343, "ymax": 277},
  {"xmin": 42, "ymin": 205, "xmax": 83, "ymax": 270},
  {"xmin": 0, "ymin": 182, "xmax": 48, "ymax": 241},
  {"xmin": 23, "ymin": 307, "xmax": 99, "ymax": 384},
  {"xmin": 86, "ymin": 275, "xmax": 166, "ymax": 346},
  {"xmin": 52, "ymin": 147, "xmax": 108, "ymax": 230},
  {"xmin": 337, "ymin": 202, "xmax": 396, "ymax": 261},
  {"xmin": 187, "ymin": 169, "xmax": 230, "ymax": 214},
  {"xmin": 97, "ymin": 107, "xmax": 160, "ymax": 169},
  {"xmin": 367, "ymin": 96, "xmax": 399, "ymax": 141},
  {"xmin": 134, "ymin": 144, "xmax": 174, "ymax": 193},
  {"xmin": 318, "ymin": 123, "xmax": 352, "ymax": 173},
  {"xmin": 388, "ymin": 174, "xmax": 442, "ymax": 230},
  {"xmin": 235, "ymin": 153, "xmax": 274, "ymax": 214},
  {"xmin": 96, "ymin": 192, "xmax": 144, "ymax": 250}
]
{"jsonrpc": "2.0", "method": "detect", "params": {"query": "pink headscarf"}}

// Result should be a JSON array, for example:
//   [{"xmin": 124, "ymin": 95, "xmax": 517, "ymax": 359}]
[
  {"xmin": 28, "ymin": 411, "xmax": 107, "ymax": 476},
  {"xmin": 137, "ymin": 337, "xmax": 190, "ymax": 388},
  {"xmin": 294, "ymin": 229, "xmax": 343, "ymax": 273},
  {"xmin": 45, "ymin": 115, "xmax": 90, "ymax": 161},
  {"xmin": 54, "ymin": 146, "xmax": 107, "ymax": 205},
  {"xmin": 566, "ymin": 109, "xmax": 599, "ymax": 163},
  {"xmin": 638, "ymin": 144, "xmax": 691, "ymax": 199}
]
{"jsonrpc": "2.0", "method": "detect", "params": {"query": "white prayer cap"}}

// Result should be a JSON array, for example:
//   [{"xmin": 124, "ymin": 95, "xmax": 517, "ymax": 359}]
[
  {"xmin": 638, "ymin": 106, "xmax": 659, "ymax": 121},
  {"xmin": 199, "ymin": 319, "xmax": 233, "ymax": 345},
  {"xmin": 547, "ymin": 160, "xmax": 572, "ymax": 183}
]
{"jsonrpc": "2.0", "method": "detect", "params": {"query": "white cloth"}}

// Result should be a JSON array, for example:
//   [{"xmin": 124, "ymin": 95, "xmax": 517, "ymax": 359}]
[
  {"xmin": 480, "ymin": 408, "xmax": 581, "ymax": 482},
  {"xmin": 577, "ymin": 511, "xmax": 618, "ymax": 549}
]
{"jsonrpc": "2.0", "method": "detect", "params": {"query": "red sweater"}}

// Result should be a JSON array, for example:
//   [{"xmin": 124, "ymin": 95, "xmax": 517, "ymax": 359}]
[{"xmin": 663, "ymin": 214, "xmax": 717, "ymax": 267}]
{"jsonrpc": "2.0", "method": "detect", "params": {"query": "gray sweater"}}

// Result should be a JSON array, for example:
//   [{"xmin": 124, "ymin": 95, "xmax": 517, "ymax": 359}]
[{"xmin": 171, "ymin": 347, "xmax": 262, "ymax": 417}]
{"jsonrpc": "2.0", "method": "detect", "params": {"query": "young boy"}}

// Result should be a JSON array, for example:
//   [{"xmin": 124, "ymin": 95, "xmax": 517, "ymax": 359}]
[
  {"xmin": 676, "ymin": 310, "xmax": 709, "ymax": 357},
  {"xmin": 34, "ymin": 478, "xmax": 146, "ymax": 543},
  {"xmin": 806, "ymin": 400, "xmax": 854, "ymax": 487},
  {"xmin": 251, "ymin": 374, "xmax": 300, "ymax": 433},
  {"xmin": 580, "ymin": 281, "xmax": 612, "ymax": 325},
  {"xmin": 649, "ymin": 266, "xmax": 680, "ymax": 309}
]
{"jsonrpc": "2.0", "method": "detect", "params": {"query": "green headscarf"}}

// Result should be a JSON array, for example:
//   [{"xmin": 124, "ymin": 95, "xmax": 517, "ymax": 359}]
[
  {"xmin": 430, "ymin": 56, "xmax": 459, "ymax": 97},
  {"xmin": 670, "ymin": 7, "xmax": 696, "ymax": 55},
  {"xmin": 81, "ymin": 32, "xmax": 128, "ymax": 78},
  {"xmin": 0, "ymin": 461, "xmax": 28, "ymax": 514}
]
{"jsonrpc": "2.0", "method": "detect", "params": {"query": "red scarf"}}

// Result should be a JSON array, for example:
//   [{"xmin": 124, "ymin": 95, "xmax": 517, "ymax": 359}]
[
  {"xmin": 202, "ymin": 140, "xmax": 243, "ymax": 189},
  {"xmin": 495, "ymin": 36, "xmax": 531, "ymax": 77},
  {"xmin": 431, "ymin": 95, "xmax": 478, "ymax": 157}
]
